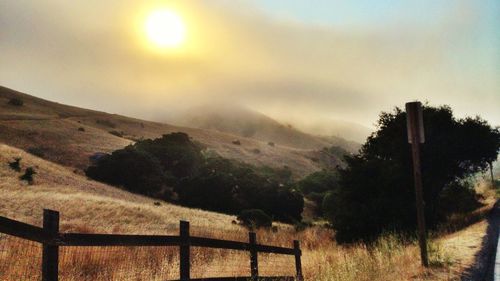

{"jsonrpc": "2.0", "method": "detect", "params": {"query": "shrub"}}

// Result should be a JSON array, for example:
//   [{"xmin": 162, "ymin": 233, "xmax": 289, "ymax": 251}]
[
  {"xmin": 85, "ymin": 147, "xmax": 168, "ymax": 198},
  {"xmin": 109, "ymin": 130, "xmax": 124, "ymax": 137},
  {"xmin": 133, "ymin": 132, "xmax": 203, "ymax": 179},
  {"xmin": 237, "ymin": 209, "xmax": 272, "ymax": 229},
  {"xmin": 8, "ymin": 97, "xmax": 23, "ymax": 106},
  {"xmin": 232, "ymin": 140, "xmax": 241, "ymax": 145},
  {"xmin": 252, "ymin": 148, "xmax": 260, "ymax": 154},
  {"xmin": 78, "ymin": 127, "xmax": 85, "ymax": 132},
  {"xmin": 8, "ymin": 157, "xmax": 21, "ymax": 172},
  {"xmin": 96, "ymin": 119, "xmax": 116, "ymax": 128},
  {"xmin": 27, "ymin": 147, "xmax": 45, "ymax": 157},
  {"xmin": 267, "ymin": 142, "xmax": 275, "ymax": 147},
  {"xmin": 20, "ymin": 167, "xmax": 36, "ymax": 184},
  {"xmin": 177, "ymin": 157, "xmax": 303, "ymax": 221}
]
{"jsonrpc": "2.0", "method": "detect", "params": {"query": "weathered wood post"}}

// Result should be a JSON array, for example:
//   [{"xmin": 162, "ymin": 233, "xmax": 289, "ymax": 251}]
[
  {"xmin": 406, "ymin": 101, "xmax": 429, "ymax": 267},
  {"xmin": 249, "ymin": 232, "xmax": 258, "ymax": 280},
  {"xmin": 294, "ymin": 240, "xmax": 303, "ymax": 281},
  {"xmin": 42, "ymin": 209, "xmax": 59, "ymax": 281},
  {"xmin": 180, "ymin": 220, "xmax": 190, "ymax": 280}
]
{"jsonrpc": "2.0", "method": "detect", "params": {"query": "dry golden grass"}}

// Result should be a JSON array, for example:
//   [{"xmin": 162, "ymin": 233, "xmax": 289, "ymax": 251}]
[{"xmin": 0, "ymin": 144, "xmax": 494, "ymax": 280}]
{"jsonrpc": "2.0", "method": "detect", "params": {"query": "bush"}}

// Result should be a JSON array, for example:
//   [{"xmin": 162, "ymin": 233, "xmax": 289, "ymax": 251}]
[
  {"xmin": 237, "ymin": 209, "xmax": 272, "ymax": 229},
  {"xmin": 8, "ymin": 157, "xmax": 21, "ymax": 172},
  {"xmin": 133, "ymin": 132, "xmax": 203, "ymax": 179},
  {"xmin": 27, "ymin": 147, "xmax": 46, "ymax": 157},
  {"xmin": 78, "ymin": 127, "xmax": 85, "ymax": 132},
  {"xmin": 177, "ymin": 157, "xmax": 303, "ymax": 221},
  {"xmin": 20, "ymin": 167, "xmax": 36, "ymax": 184},
  {"xmin": 109, "ymin": 130, "xmax": 124, "ymax": 137},
  {"xmin": 96, "ymin": 119, "xmax": 116, "ymax": 128},
  {"xmin": 232, "ymin": 140, "xmax": 241, "ymax": 145},
  {"xmin": 85, "ymin": 148, "xmax": 168, "ymax": 198},
  {"xmin": 8, "ymin": 97, "xmax": 23, "ymax": 106}
]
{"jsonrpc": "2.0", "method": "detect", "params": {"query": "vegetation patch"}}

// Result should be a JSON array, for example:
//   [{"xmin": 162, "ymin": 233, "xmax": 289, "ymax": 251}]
[
  {"xmin": 19, "ymin": 167, "xmax": 36, "ymax": 184},
  {"xmin": 8, "ymin": 157, "xmax": 21, "ymax": 172},
  {"xmin": 86, "ymin": 132, "xmax": 304, "ymax": 222},
  {"xmin": 7, "ymin": 97, "xmax": 23, "ymax": 106},
  {"xmin": 237, "ymin": 209, "xmax": 272, "ymax": 229}
]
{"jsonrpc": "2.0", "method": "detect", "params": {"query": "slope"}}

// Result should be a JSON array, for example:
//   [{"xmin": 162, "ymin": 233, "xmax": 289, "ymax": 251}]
[{"xmin": 0, "ymin": 86, "xmax": 340, "ymax": 177}]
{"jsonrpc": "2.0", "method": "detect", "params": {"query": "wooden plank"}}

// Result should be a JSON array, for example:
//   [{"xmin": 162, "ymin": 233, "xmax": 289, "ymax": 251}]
[
  {"xmin": 42, "ymin": 209, "xmax": 59, "ymax": 281},
  {"xmin": 58, "ymin": 233, "xmax": 180, "ymax": 246},
  {"xmin": 255, "ymin": 244, "xmax": 295, "ymax": 255},
  {"xmin": 190, "ymin": 237, "xmax": 295, "ymax": 255},
  {"xmin": 170, "ymin": 276, "xmax": 295, "ymax": 281},
  {"xmin": 293, "ymin": 240, "xmax": 303, "ymax": 281},
  {"xmin": 0, "ymin": 215, "xmax": 50, "ymax": 243},
  {"xmin": 249, "ymin": 232, "xmax": 259, "ymax": 279},
  {"xmin": 406, "ymin": 101, "xmax": 429, "ymax": 267},
  {"xmin": 180, "ymin": 220, "xmax": 190, "ymax": 280}
]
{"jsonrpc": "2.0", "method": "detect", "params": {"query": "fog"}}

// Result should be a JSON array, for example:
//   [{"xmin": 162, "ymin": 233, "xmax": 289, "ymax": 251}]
[{"xmin": 1, "ymin": 0, "xmax": 498, "ymax": 140}]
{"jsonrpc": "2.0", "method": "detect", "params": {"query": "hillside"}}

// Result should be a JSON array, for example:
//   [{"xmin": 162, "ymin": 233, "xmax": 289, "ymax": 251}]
[
  {"xmin": 0, "ymin": 143, "xmax": 493, "ymax": 280},
  {"xmin": 0, "ymin": 86, "xmax": 343, "ymax": 177},
  {"xmin": 168, "ymin": 104, "xmax": 360, "ymax": 152}
]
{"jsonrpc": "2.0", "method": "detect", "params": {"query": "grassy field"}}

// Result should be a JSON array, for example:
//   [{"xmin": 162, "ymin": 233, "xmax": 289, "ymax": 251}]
[{"xmin": 0, "ymin": 144, "xmax": 495, "ymax": 280}]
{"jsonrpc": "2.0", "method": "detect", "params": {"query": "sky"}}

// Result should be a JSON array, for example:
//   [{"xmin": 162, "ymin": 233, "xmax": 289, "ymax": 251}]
[{"xmin": 1, "ymin": 0, "xmax": 499, "ymax": 136}]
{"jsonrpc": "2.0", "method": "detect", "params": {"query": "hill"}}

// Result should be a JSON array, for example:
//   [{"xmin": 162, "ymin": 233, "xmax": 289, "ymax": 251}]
[
  {"xmin": 0, "ymin": 86, "xmax": 343, "ymax": 177},
  {"xmin": 168, "ymin": 104, "xmax": 360, "ymax": 151}
]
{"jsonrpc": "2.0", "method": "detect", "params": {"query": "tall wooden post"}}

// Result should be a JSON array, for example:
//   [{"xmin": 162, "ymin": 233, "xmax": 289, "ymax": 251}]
[
  {"xmin": 249, "ymin": 232, "xmax": 258, "ymax": 280},
  {"xmin": 42, "ymin": 209, "xmax": 59, "ymax": 281},
  {"xmin": 406, "ymin": 102, "xmax": 429, "ymax": 267},
  {"xmin": 293, "ymin": 240, "xmax": 303, "ymax": 281},
  {"xmin": 180, "ymin": 220, "xmax": 190, "ymax": 280}
]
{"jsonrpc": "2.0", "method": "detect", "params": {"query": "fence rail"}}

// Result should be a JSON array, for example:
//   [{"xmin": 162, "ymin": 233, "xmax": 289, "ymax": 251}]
[{"xmin": 0, "ymin": 209, "xmax": 303, "ymax": 281}]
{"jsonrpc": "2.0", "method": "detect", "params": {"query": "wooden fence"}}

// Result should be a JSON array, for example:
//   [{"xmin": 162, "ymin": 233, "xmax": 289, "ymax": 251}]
[{"xmin": 0, "ymin": 209, "xmax": 303, "ymax": 281}]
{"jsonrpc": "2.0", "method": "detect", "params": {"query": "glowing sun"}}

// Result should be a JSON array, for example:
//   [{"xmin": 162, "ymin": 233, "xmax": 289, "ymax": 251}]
[{"xmin": 145, "ymin": 9, "xmax": 186, "ymax": 48}]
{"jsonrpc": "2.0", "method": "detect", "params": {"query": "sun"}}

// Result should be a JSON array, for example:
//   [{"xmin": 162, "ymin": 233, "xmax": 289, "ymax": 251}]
[{"xmin": 144, "ymin": 9, "xmax": 186, "ymax": 48}]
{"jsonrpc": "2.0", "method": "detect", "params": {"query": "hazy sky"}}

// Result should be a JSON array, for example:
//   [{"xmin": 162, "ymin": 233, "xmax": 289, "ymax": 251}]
[{"xmin": 1, "ymin": 0, "xmax": 499, "ymax": 131}]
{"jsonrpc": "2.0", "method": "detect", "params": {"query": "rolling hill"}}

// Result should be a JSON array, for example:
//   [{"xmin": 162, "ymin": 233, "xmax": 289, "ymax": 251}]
[
  {"xmin": 167, "ymin": 104, "xmax": 360, "ymax": 151},
  {"xmin": 0, "ymin": 86, "xmax": 347, "ymax": 177}
]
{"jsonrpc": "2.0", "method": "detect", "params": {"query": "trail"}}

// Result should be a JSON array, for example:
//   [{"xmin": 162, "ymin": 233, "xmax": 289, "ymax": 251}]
[{"xmin": 460, "ymin": 200, "xmax": 499, "ymax": 281}]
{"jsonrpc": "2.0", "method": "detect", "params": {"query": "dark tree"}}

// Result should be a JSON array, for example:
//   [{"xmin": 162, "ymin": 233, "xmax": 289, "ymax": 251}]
[
  {"xmin": 133, "ymin": 132, "xmax": 202, "ymax": 179},
  {"xmin": 323, "ymin": 105, "xmax": 500, "ymax": 242},
  {"xmin": 85, "ymin": 147, "xmax": 167, "ymax": 197}
]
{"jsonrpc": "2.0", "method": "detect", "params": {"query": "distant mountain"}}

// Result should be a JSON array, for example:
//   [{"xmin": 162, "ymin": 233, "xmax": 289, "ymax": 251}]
[
  {"xmin": 0, "ymin": 86, "xmax": 343, "ymax": 177},
  {"xmin": 167, "ymin": 104, "xmax": 360, "ymax": 152}
]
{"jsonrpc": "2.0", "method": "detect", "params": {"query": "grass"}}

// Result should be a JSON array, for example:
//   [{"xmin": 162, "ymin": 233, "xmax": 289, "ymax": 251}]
[{"xmin": 0, "ymin": 144, "xmax": 495, "ymax": 280}]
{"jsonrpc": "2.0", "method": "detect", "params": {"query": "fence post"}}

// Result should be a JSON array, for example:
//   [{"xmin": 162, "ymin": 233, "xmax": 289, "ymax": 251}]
[
  {"xmin": 249, "ymin": 232, "xmax": 258, "ymax": 280},
  {"xmin": 42, "ymin": 209, "xmax": 59, "ymax": 281},
  {"xmin": 294, "ymin": 240, "xmax": 303, "ymax": 281},
  {"xmin": 180, "ymin": 220, "xmax": 190, "ymax": 280}
]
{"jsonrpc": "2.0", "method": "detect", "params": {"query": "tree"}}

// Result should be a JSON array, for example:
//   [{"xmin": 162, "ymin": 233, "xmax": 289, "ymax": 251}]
[
  {"xmin": 323, "ymin": 105, "xmax": 500, "ymax": 242},
  {"xmin": 85, "ymin": 147, "xmax": 167, "ymax": 197},
  {"xmin": 133, "ymin": 132, "xmax": 202, "ymax": 179}
]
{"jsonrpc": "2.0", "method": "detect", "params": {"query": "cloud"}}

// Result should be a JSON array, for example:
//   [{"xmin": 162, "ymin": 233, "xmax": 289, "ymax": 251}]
[{"xmin": 0, "ymin": 0, "xmax": 498, "ymax": 130}]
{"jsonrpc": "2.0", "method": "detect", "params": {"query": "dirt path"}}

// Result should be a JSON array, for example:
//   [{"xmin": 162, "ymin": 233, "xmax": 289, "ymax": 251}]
[{"xmin": 460, "ymin": 200, "xmax": 499, "ymax": 281}]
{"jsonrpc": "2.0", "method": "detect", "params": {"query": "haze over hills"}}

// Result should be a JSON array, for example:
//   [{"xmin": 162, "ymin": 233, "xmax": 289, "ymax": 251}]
[
  {"xmin": 0, "ymin": 86, "xmax": 350, "ymax": 177},
  {"xmin": 166, "ymin": 104, "xmax": 361, "ymax": 152}
]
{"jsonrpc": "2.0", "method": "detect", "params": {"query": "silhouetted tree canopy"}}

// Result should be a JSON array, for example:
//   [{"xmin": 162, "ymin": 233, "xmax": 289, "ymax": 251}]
[
  {"xmin": 323, "ymin": 105, "xmax": 500, "ymax": 243},
  {"xmin": 86, "ymin": 132, "xmax": 304, "ymax": 222}
]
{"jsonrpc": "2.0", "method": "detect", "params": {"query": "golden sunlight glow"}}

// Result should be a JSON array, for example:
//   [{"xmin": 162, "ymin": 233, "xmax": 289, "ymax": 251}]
[{"xmin": 145, "ymin": 9, "xmax": 186, "ymax": 48}]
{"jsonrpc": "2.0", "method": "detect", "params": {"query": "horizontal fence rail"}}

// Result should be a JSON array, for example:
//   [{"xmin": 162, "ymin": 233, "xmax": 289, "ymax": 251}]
[{"xmin": 0, "ymin": 209, "xmax": 303, "ymax": 281}]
